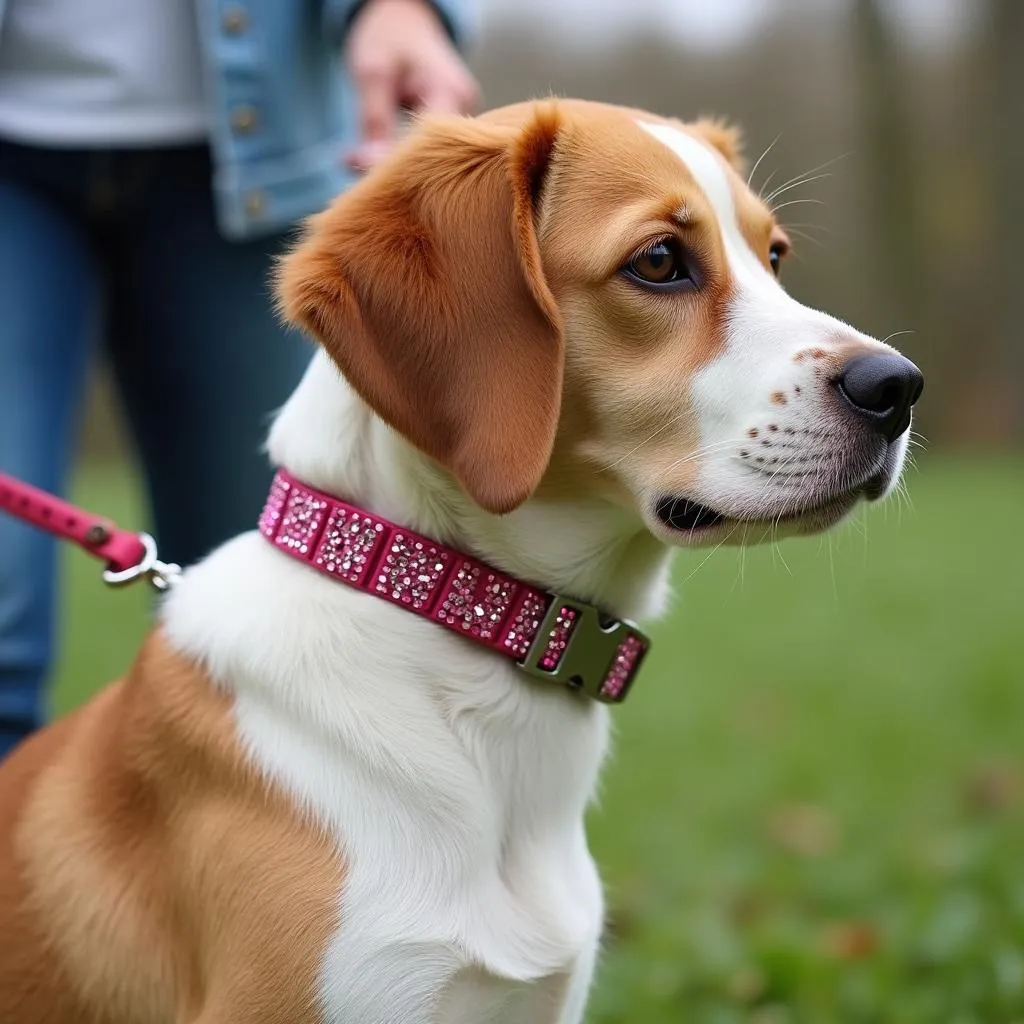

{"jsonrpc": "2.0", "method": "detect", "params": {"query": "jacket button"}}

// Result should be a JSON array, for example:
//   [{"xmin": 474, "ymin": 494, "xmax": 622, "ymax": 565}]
[
  {"xmin": 222, "ymin": 5, "xmax": 248, "ymax": 34},
  {"xmin": 244, "ymin": 190, "xmax": 267, "ymax": 218},
  {"xmin": 231, "ymin": 104, "xmax": 259, "ymax": 133}
]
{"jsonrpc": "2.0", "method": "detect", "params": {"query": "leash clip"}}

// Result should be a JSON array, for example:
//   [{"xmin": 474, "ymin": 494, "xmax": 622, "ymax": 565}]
[{"xmin": 101, "ymin": 532, "xmax": 182, "ymax": 593}]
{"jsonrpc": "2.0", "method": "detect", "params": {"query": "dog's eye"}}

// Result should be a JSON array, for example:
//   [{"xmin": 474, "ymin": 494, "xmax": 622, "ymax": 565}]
[
  {"xmin": 625, "ymin": 239, "xmax": 692, "ymax": 289},
  {"xmin": 769, "ymin": 242, "xmax": 787, "ymax": 277}
]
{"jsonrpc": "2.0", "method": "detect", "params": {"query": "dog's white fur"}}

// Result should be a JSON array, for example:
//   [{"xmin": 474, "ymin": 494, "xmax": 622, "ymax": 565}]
[
  {"xmin": 636, "ymin": 122, "xmax": 909, "ymax": 539},
  {"xmin": 160, "ymin": 120, "xmax": 910, "ymax": 1024},
  {"xmin": 164, "ymin": 351, "xmax": 629, "ymax": 1023}
]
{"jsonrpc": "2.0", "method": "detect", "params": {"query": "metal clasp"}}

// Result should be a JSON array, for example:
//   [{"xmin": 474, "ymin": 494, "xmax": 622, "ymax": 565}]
[
  {"xmin": 519, "ymin": 598, "xmax": 650, "ymax": 704},
  {"xmin": 101, "ymin": 532, "xmax": 182, "ymax": 593}
]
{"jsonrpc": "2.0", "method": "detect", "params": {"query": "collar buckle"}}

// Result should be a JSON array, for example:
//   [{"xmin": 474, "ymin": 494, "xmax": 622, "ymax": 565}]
[{"xmin": 518, "ymin": 598, "xmax": 650, "ymax": 704}]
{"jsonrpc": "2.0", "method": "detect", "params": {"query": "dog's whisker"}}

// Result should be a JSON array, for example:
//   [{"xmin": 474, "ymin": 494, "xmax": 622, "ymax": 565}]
[
  {"xmin": 747, "ymin": 133, "xmax": 781, "ymax": 189},
  {"xmin": 679, "ymin": 522, "xmax": 740, "ymax": 586},
  {"xmin": 827, "ymin": 532, "xmax": 839, "ymax": 607},
  {"xmin": 782, "ymin": 227, "xmax": 825, "ymax": 250},
  {"xmin": 770, "ymin": 197, "xmax": 827, "ymax": 215},
  {"xmin": 762, "ymin": 171, "xmax": 833, "ymax": 207},
  {"xmin": 605, "ymin": 416, "xmax": 680, "ymax": 469},
  {"xmin": 602, "ymin": 419, "xmax": 749, "ymax": 474},
  {"xmin": 781, "ymin": 221, "xmax": 833, "ymax": 234},
  {"xmin": 660, "ymin": 438, "xmax": 749, "ymax": 476},
  {"xmin": 879, "ymin": 328, "xmax": 915, "ymax": 345},
  {"xmin": 602, "ymin": 438, "xmax": 734, "ymax": 478},
  {"xmin": 758, "ymin": 166, "xmax": 780, "ymax": 201},
  {"xmin": 762, "ymin": 152, "xmax": 851, "ymax": 204},
  {"xmin": 772, "ymin": 522, "xmax": 794, "ymax": 576}
]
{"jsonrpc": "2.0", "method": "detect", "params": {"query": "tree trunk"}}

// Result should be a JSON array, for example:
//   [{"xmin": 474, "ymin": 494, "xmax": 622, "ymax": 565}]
[
  {"xmin": 991, "ymin": 0, "xmax": 1024, "ymax": 443},
  {"xmin": 851, "ymin": 0, "xmax": 926, "ymax": 336}
]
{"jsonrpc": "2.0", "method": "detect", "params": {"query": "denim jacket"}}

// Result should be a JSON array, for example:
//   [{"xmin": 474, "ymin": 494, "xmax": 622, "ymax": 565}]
[{"xmin": 0, "ymin": 0, "xmax": 477, "ymax": 239}]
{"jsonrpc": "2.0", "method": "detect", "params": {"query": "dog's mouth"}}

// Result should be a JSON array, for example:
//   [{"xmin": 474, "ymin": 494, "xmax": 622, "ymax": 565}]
[
  {"xmin": 653, "ymin": 475, "xmax": 890, "ymax": 536},
  {"xmin": 654, "ymin": 497, "xmax": 728, "ymax": 532},
  {"xmin": 652, "ymin": 439, "xmax": 904, "ymax": 540},
  {"xmin": 654, "ymin": 493, "xmax": 854, "ymax": 536}
]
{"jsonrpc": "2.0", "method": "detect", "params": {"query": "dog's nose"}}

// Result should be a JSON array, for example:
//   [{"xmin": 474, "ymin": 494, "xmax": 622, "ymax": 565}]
[{"xmin": 835, "ymin": 352, "xmax": 924, "ymax": 441}]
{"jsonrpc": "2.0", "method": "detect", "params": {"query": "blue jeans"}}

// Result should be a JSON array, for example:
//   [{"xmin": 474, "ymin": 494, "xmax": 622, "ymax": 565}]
[{"xmin": 0, "ymin": 139, "xmax": 313, "ymax": 758}]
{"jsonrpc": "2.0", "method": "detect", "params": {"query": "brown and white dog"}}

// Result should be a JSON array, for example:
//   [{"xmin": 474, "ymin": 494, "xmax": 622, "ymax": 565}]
[{"xmin": 0, "ymin": 100, "xmax": 921, "ymax": 1024}]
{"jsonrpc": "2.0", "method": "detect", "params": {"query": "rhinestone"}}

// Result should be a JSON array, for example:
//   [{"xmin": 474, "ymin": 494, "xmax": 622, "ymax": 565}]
[
  {"xmin": 599, "ymin": 634, "xmax": 646, "ymax": 700},
  {"xmin": 374, "ymin": 532, "xmax": 450, "ymax": 609},
  {"xmin": 503, "ymin": 590, "xmax": 550, "ymax": 658},
  {"xmin": 275, "ymin": 488, "xmax": 327, "ymax": 555},
  {"xmin": 313, "ymin": 506, "xmax": 385, "ymax": 582},
  {"xmin": 538, "ymin": 606, "xmax": 579, "ymax": 671},
  {"xmin": 258, "ymin": 474, "xmax": 290, "ymax": 538},
  {"xmin": 436, "ymin": 560, "xmax": 518, "ymax": 642}
]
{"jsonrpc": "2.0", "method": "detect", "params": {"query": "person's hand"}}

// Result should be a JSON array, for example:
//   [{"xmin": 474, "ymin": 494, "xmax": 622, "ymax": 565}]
[{"xmin": 345, "ymin": 0, "xmax": 480, "ymax": 172}]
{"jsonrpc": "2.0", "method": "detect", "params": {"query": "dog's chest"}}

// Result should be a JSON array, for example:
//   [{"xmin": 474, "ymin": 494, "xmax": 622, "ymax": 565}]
[
  {"xmin": 230, "ymin": 645, "xmax": 609, "ymax": 1024},
  {"xmin": 317, "ymin": 828, "xmax": 601, "ymax": 1024}
]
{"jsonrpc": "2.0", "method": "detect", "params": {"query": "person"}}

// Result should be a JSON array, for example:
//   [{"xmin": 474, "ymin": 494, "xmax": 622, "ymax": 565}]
[{"xmin": 0, "ymin": 0, "xmax": 480, "ymax": 758}]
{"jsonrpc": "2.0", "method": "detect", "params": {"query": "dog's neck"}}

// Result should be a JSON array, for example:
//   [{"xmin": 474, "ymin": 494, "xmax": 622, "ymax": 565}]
[{"xmin": 267, "ymin": 350, "xmax": 673, "ymax": 623}]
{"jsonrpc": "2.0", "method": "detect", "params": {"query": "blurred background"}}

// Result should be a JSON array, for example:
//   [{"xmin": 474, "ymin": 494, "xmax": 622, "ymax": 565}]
[{"xmin": 61, "ymin": 1, "xmax": 1023, "ymax": 1021}]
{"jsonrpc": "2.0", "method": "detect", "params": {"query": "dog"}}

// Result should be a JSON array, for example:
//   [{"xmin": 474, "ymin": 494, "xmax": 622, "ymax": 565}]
[{"xmin": 0, "ymin": 99, "xmax": 921, "ymax": 1024}]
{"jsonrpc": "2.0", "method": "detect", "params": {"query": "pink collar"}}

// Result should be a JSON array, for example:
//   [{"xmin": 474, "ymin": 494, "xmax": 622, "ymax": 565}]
[{"xmin": 258, "ymin": 470, "xmax": 649, "ymax": 703}]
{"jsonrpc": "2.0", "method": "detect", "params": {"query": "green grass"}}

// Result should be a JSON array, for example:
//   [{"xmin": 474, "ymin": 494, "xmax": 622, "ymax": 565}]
[{"xmin": 53, "ymin": 454, "xmax": 1024, "ymax": 1023}]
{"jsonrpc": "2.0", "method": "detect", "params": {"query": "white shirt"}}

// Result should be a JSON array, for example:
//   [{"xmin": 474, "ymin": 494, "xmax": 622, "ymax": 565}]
[{"xmin": 0, "ymin": 0, "xmax": 207, "ymax": 145}]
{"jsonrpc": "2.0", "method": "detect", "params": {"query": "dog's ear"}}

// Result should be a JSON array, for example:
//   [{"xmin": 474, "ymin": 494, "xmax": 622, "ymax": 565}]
[
  {"xmin": 692, "ymin": 118, "xmax": 745, "ymax": 175},
  {"xmin": 277, "ymin": 105, "xmax": 564, "ymax": 514}
]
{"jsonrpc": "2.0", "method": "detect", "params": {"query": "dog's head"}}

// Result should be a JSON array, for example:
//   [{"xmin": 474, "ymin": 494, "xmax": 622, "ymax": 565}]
[{"xmin": 278, "ymin": 100, "xmax": 921, "ymax": 547}]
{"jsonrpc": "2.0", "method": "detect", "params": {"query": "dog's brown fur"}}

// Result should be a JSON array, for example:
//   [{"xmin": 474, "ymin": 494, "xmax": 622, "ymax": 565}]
[{"xmin": 0, "ymin": 632, "xmax": 345, "ymax": 1023}]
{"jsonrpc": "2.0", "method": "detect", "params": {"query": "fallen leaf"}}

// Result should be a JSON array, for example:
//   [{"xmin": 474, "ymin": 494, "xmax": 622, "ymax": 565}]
[
  {"xmin": 821, "ymin": 921, "xmax": 880, "ymax": 960},
  {"xmin": 766, "ymin": 802, "xmax": 840, "ymax": 857},
  {"xmin": 727, "ymin": 966, "xmax": 767, "ymax": 1003},
  {"xmin": 964, "ymin": 761, "xmax": 1021, "ymax": 816}
]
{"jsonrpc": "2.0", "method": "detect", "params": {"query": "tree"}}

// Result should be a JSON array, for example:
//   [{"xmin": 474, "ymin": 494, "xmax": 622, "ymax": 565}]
[{"xmin": 991, "ymin": 0, "xmax": 1024, "ymax": 442}]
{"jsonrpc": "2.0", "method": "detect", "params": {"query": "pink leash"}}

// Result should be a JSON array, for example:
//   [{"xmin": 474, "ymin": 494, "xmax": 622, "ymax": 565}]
[{"xmin": 0, "ymin": 471, "xmax": 180, "ymax": 591}]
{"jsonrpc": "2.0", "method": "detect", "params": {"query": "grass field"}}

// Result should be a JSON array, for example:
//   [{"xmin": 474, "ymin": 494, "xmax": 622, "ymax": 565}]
[{"xmin": 53, "ymin": 453, "xmax": 1024, "ymax": 1023}]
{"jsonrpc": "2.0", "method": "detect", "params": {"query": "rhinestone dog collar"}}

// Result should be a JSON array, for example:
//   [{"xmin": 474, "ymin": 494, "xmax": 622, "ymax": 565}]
[{"xmin": 258, "ymin": 470, "xmax": 650, "ymax": 704}]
